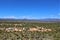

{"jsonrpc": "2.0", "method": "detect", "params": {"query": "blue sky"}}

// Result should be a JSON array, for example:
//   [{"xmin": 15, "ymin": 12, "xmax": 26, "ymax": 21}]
[{"xmin": 0, "ymin": 0, "xmax": 60, "ymax": 19}]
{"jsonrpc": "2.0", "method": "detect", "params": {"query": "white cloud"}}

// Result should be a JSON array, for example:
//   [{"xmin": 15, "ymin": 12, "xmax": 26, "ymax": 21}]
[
  {"xmin": 0, "ymin": 15, "xmax": 60, "ymax": 19},
  {"xmin": 0, "ymin": 16, "xmax": 38, "ymax": 19},
  {"xmin": 49, "ymin": 15, "xmax": 60, "ymax": 18},
  {"xmin": 20, "ymin": 16, "xmax": 38, "ymax": 19},
  {"xmin": 0, "ymin": 16, "xmax": 17, "ymax": 19},
  {"xmin": 41, "ymin": 15, "xmax": 60, "ymax": 19}
]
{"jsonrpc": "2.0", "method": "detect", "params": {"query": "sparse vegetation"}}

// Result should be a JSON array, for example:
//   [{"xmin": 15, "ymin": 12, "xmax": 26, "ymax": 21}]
[{"xmin": 0, "ymin": 21, "xmax": 60, "ymax": 40}]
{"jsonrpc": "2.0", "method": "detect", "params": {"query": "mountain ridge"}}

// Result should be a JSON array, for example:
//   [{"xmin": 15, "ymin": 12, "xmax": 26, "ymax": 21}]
[{"xmin": 0, "ymin": 18, "xmax": 60, "ymax": 23}]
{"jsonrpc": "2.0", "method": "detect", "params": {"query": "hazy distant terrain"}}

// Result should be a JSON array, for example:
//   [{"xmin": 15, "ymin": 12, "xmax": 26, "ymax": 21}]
[{"xmin": 0, "ymin": 18, "xmax": 60, "ymax": 22}]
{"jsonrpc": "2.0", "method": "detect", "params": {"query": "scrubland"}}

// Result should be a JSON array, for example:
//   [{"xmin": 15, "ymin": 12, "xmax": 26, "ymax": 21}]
[{"xmin": 0, "ymin": 22, "xmax": 60, "ymax": 40}]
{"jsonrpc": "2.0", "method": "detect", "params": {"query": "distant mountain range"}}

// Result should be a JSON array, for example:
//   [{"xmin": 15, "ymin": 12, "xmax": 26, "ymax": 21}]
[{"xmin": 0, "ymin": 18, "xmax": 60, "ymax": 23}]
